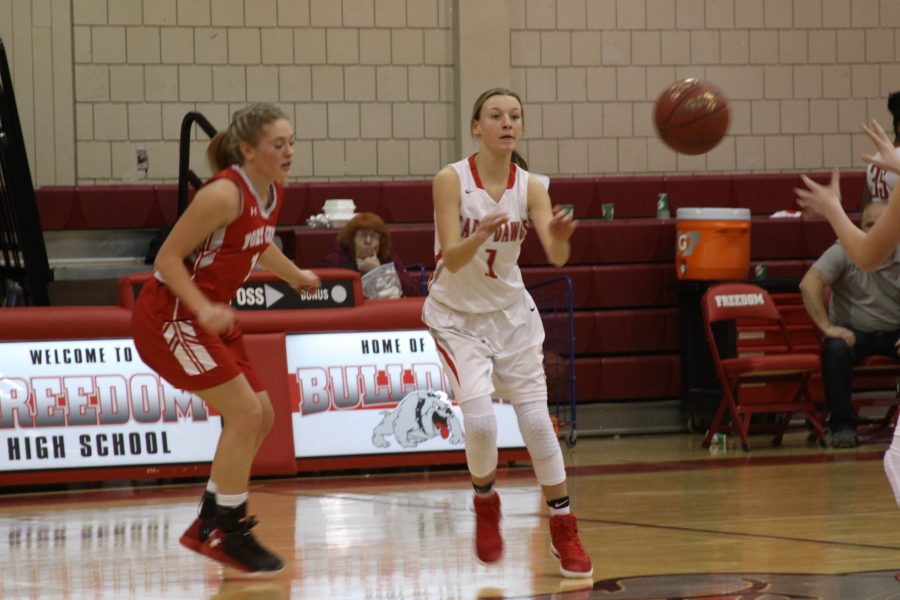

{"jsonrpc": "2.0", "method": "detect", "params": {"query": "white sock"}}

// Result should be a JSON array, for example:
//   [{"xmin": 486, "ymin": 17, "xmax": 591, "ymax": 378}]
[
  {"xmin": 205, "ymin": 480, "xmax": 218, "ymax": 495},
  {"xmin": 884, "ymin": 436, "xmax": 900, "ymax": 508},
  {"xmin": 216, "ymin": 491, "xmax": 248, "ymax": 508}
]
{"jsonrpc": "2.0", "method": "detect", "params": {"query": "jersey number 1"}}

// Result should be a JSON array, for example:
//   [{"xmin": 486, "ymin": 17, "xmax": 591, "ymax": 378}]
[{"xmin": 485, "ymin": 249, "xmax": 498, "ymax": 278}]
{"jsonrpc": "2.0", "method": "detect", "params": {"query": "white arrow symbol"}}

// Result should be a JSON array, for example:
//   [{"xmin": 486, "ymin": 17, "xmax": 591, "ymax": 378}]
[{"xmin": 264, "ymin": 284, "xmax": 284, "ymax": 308}]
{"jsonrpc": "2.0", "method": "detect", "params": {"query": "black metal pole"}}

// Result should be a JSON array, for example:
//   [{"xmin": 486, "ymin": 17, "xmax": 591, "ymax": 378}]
[{"xmin": 0, "ymin": 38, "xmax": 50, "ymax": 305}]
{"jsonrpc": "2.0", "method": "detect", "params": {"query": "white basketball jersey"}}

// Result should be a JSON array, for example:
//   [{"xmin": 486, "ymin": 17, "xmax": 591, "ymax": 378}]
[
  {"xmin": 866, "ymin": 147, "xmax": 900, "ymax": 201},
  {"xmin": 428, "ymin": 155, "xmax": 530, "ymax": 313}
]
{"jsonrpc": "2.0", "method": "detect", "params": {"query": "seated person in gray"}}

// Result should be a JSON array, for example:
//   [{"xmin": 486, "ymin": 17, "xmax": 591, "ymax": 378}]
[{"xmin": 799, "ymin": 201, "xmax": 900, "ymax": 448}]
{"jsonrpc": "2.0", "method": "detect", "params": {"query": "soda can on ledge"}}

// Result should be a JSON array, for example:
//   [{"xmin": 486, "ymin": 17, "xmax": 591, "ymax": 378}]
[
  {"xmin": 755, "ymin": 262, "xmax": 767, "ymax": 281},
  {"xmin": 657, "ymin": 193, "xmax": 670, "ymax": 219},
  {"xmin": 601, "ymin": 202, "xmax": 615, "ymax": 221}
]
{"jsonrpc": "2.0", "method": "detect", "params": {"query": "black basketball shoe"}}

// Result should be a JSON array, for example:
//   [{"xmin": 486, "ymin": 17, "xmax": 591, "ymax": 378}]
[{"xmin": 179, "ymin": 491, "xmax": 216, "ymax": 554}]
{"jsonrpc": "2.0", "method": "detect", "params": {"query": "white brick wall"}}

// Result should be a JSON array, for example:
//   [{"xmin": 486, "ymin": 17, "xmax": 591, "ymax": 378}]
[
  {"xmin": 509, "ymin": 0, "xmax": 898, "ymax": 175},
  {"xmin": 46, "ymin": 0, "xmax": 453, "ymax": 183},
  {"xmin": 2, "ymin": 0, "xmax": 896, "ymax": 184}
]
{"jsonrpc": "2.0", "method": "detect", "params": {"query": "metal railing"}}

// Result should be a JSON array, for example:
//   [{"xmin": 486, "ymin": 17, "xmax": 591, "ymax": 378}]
[
  {"xmin": 146, "ymin": 112, "xmax": 217, "ymax": 264},
  {"xmin": 177, "ymin": 111, "xmax": 218, "ymax": 216}
]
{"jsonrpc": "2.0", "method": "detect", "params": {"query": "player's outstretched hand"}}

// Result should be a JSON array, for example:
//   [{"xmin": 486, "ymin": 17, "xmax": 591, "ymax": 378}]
[
  {"xmin": 475, "ymin": 211, "xmax": 509, "ymax": 242},
  {"xmin": 862, "ymin": 119, "xmax": 900, "ymax": 175},
  {"xmin": 795, "ymin": 167, "xmax": 843, "ymax": 220},
  {"xmin": 549, "ymin": 205, "xmax": 577, "ymax": 241},
  {"xmin": 292, "ymin": 269, "xmax": 321, "ymax": 294}
]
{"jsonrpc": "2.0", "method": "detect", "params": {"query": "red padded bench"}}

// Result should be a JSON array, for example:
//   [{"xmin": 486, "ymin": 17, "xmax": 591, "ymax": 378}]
[
  {"xmin": 37, "ymin": 185, "xmax": 179, "ymax": 230},
  {"xmin": 36, "ymin": 171, "xmax": 869, "ymax": 229},
  {"xmin": 665, "ymin": 174, "xmax": 736, "ymax": 211},
  {"xmin": 593, "ymin": 176, "xmax": 666, "ymax": 218},
  {"xmin": 575, "ymin": 355, "xmax": 680, "ymax": 402}
]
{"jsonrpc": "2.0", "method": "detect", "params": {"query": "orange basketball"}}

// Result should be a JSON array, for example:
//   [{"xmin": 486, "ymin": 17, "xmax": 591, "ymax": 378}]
[{"xmin": 654, "ymin": 78, "xmax": 730, "ymax": 155}]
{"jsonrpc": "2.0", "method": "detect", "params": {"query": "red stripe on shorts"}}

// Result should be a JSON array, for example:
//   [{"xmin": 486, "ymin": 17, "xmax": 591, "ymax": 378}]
[{"xmin": 433, "ymin": 340, "xmax": 460, "ymax": 386}]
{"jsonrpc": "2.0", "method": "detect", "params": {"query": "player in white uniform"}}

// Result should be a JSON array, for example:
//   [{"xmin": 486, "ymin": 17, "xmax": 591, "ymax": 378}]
[
  {"xmin": 862, "ymin": 93, "xmax": 900, "ymax": 205},
  {"xmin": 422, "ymin": 88, "xmax": 593, "ymax": 578}
]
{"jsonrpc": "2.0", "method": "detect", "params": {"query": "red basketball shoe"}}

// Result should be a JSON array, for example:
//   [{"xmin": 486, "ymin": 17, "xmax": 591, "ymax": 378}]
[
  {"xmin": 473, "ymin": 492, "xmax": 503, "ymax": 564},
  {"xmin": 549, "ymin": 513, "xmax": 593, "ymax": 578}
]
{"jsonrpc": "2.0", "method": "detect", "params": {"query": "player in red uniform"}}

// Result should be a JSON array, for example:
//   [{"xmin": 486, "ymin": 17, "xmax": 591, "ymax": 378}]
[{"xmin": 131, "ymin": 103, "xmax": 320, "ymax": 575}]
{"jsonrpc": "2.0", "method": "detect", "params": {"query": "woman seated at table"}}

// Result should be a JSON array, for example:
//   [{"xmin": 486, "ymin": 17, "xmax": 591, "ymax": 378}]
[{"xmin": 322, "ymin": 212, "xmax": 422, "ymax": 298}]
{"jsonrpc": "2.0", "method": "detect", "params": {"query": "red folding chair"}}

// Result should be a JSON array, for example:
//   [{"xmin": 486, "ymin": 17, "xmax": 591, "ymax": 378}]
[{"xmin": 701, "ymin": 283, "xmax": 827, "ymax": 451}]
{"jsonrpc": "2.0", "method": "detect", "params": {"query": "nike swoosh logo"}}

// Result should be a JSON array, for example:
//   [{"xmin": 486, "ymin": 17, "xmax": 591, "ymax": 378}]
[
  {"xmin": 530, "ymin": 306, "xmax": 536, "ymax": 312},
  {"xmin": 465, "ymin": 189, "xmax": 474, "ymax": 194}
]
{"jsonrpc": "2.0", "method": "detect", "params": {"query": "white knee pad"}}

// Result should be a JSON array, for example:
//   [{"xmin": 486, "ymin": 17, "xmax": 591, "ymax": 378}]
[
  {"xmin": 884, "ymin": 434, "xmax": 900, "ymax": 508},
  {"xmin": 515, "ymin": 401, "xmax": 566, "ymax": 487},
  {"xmin": 460, "ymin": 396, "xmax": 498, "ymax": 479}
]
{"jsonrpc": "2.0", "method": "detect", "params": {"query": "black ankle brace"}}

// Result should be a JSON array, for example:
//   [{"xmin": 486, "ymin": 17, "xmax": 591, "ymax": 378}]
[
  {"xmin": 215, "ymin": 502, "xmax": 248, "ymax": 532},
  {"xmin": 547, "ymin": 496, "xmax": 570, "ymax": 510},
  {"xmin": 199, "ymin": 491, "xmax": 216, "ymax": 518},
  {"xmin": 473, "ymin": 481, "xmax": 495, "ymax": 495}
]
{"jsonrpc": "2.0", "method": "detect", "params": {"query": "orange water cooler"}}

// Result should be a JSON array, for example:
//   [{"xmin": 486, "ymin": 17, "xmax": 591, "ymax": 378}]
[{"xmin": 675, "ymin": 207, "xmax": 751, "ymax": 281}]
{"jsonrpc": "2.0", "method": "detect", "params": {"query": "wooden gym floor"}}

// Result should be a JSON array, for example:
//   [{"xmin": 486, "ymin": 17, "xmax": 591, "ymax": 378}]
[{"xmin": 2, "ymin": 430, "xmax": 900, "ymax": 599}]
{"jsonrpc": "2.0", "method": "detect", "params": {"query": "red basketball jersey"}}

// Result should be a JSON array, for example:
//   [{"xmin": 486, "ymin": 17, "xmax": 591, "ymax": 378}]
[{"xmin": 152, "ymin": 165, "xmax": 282, "ymax": 320}]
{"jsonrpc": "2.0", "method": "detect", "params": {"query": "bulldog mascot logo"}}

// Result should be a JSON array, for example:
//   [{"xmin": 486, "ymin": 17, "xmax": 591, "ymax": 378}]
[{"xmin": 371, "ymin": 390, "xmax": 465, "ymax": 449}]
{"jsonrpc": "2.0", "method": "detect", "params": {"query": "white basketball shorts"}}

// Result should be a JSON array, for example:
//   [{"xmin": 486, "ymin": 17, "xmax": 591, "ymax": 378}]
[{"xmin": 422, "ymin": 292, "xmax": 547, "ymax": 405}]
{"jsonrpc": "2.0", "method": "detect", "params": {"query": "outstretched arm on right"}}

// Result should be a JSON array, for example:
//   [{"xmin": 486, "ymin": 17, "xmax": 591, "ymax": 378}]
[
  {"xmin": 797, "ymin": 120, "xmax": 900, "ymax": 271},
  {"xmin": 797, "ymin": 170, "xmax": 900, "ymax": 272}
]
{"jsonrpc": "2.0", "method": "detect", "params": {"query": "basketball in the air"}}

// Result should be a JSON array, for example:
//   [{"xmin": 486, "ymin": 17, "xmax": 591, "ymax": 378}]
[{"xmin": 654, "ymin": 78, "xmax": 730, "ymax": 155}]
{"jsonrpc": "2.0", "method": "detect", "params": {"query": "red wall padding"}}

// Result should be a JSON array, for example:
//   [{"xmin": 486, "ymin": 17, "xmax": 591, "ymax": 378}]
[
  {"xmin": 382, "ymin": 180, "xmax": 433, "ymax": 222},
  {"xmin": 244, "ymin": 332, "xmax": 297, "ymax": 475},
  {"xmin": 0, "ymin": 306, "xmax": 133, "ymax": 340},
  {"xmin": 279, "ymin": 184, "xmax": 312, "ymax": 225}
]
